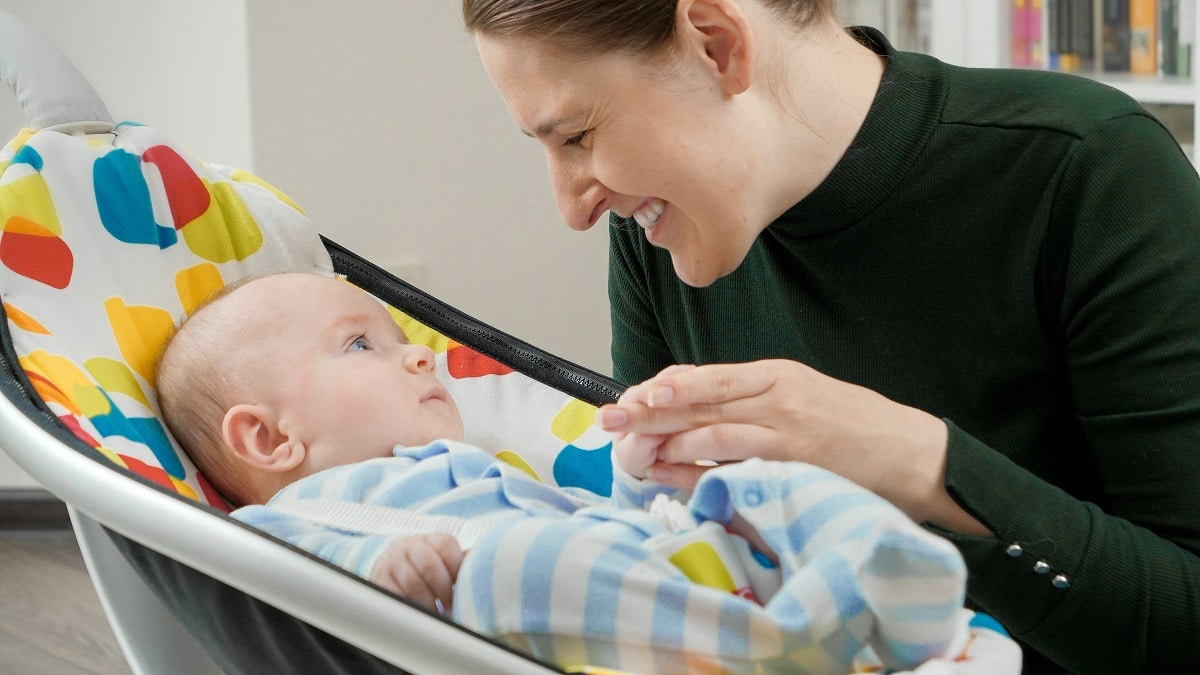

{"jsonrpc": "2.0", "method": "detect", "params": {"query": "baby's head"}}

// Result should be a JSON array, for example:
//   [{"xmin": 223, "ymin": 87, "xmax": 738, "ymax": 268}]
[{"xmin": 156, "ymin": 272, "xmax": 465, "ymax": 506}]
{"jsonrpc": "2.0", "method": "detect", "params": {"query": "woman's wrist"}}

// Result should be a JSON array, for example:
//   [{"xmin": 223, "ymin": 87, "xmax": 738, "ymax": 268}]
[{"xmin": 908, "ymin": 414, "xmax": 992, "ymax": 537}]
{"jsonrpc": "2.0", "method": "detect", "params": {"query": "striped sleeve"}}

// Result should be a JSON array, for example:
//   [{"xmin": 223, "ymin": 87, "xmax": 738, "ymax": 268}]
[{"xmin": 234, "ymin": 503, "xmax": 398, "ymax": 579}]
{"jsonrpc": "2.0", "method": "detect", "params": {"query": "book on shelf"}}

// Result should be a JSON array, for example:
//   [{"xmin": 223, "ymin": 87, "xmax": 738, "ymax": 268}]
[
  {"xmin": 1102, "ymin": 0, "xmax": 1132, "ymax": 71},
  {"xmin": 1130, "ymin": 0, "xmax": 1158, "ymax": 72},
  {"xmin": 1017, "ymin": 0, "xmax": 1196, "ymax": 76},
  {"xmin": 1013, "ymin": 0, "xmax": 1047, "ymax": 67}
]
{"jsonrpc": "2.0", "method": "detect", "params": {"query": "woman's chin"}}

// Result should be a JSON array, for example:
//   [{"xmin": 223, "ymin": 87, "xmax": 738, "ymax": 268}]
[{"xmin": 670, "ymin": 254, "xmax": 734, "ymax": 288}]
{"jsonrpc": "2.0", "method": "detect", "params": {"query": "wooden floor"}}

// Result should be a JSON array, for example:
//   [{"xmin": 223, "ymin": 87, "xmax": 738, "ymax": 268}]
[{"xmin": 0, "ymin": 532, "xmax": 132, "ymax": 674}]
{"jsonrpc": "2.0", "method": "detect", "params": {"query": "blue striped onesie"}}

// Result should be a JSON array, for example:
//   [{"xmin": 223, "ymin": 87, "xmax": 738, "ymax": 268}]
[{"xmin": 234, "ymin": 440, "xmax": 968, "ymax": 673}]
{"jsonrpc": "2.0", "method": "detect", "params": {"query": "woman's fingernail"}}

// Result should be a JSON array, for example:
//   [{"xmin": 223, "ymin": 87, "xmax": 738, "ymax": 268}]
[
  {"xmin": 649, "ymin": 386, "xmax": 673, "ymax": 407},
  {"xmin": 597, "ymin": 408, "xmax": 629, "ymax": 429}
]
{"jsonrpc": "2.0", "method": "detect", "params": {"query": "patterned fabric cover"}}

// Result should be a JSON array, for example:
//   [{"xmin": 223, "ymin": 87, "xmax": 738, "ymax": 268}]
[{"xmin": 0, "ymin": 122, "xmax": 614, "ymax": 512}]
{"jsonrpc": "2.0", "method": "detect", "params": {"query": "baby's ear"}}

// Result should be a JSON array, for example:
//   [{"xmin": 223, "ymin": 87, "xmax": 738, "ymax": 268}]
[{"xmin": 223, "ymin": 404, "xmax": 306, "ymax": 473}]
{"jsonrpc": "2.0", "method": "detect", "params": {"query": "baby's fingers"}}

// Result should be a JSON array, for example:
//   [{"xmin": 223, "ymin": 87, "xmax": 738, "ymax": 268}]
[
  {"xmin": 408, "ymin": 535, "xmax": 462, "ymax": 612},
  {"xmin": 372, "ymin": 535, "xmax": 463, "ymax": 613},
  {"xmin": 647, "ymin": 460, "xmax": 715, "ymax": 490}
]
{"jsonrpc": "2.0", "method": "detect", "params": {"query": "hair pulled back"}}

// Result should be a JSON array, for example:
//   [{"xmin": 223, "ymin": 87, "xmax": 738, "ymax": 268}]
[{"xmin": 462, "ymin": 0, "xmax": 836, "ymax": 57}]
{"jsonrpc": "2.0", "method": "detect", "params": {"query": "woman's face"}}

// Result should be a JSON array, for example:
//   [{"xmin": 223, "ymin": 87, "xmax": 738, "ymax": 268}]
[{"xmin": 476, "ymin": 34, "xmax": 764, "ymax": 287}]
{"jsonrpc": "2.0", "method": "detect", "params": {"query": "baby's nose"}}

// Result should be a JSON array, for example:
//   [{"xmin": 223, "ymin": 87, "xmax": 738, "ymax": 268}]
[{"xmin": 402, "ymin": 344, "xmax": 436, "ymax": 372}]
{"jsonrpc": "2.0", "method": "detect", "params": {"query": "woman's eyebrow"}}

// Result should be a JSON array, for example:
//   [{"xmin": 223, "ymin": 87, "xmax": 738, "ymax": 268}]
[{"xmin": 522, "ymin": 114, "xmax": 586, "ymax": 139}]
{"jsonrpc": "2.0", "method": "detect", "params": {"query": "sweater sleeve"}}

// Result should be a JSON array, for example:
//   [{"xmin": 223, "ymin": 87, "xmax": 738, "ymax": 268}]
[{"xmin": 933, "ymin": 113, "xmax": 1200, "ymax": 672}]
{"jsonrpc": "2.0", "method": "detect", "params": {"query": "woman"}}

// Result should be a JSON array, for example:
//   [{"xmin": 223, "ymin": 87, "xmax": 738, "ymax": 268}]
[{"xmin": 461, "ymin": 0, "xmax": 1200, "ymax": 672}]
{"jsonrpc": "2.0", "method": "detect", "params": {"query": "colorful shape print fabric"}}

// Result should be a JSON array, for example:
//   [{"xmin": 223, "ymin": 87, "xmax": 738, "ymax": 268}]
[{"xmin": 0, "ymin": 123, "xmax": 613, "ymax": 510}]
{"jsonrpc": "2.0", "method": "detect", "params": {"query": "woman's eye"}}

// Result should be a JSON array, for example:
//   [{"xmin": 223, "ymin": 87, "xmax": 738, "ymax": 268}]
[
  {"xmin": 564, "ymin": 130, "xmax": 588, "ymax": 147},
  {"xmin": 349, "ymin": 336, "xmax": 371, "ymax": 351}
]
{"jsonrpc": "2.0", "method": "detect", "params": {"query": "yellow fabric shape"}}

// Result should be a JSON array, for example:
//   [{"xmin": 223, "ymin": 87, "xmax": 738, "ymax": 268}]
[
  {"xmin": 180, "ymin": 179, "xmax": 264, "ymax": 263},
  {"xmin": 496, "ymin": 450, "xmax": 542, "ymax": 481},
  {"xmin": 387, "ymin": 306, "xmax": 452, "ymax": 353},
  {"xmin": 86, "ymin": 357, "xmax": 152, "ymax": 410},
  {"xmin": 19, "ymin": 349, "xmax": 92, "ymax": 415},
  {"xmin": 174, "ymin": 263, "xmax": 225, "ymax": 315},
  {"xmin": 667, "ymin": 541, "xmax": 738, "ymax": 594},
  {"xmin": 103, "ymin": 296, "xmax": 174, "ymax": 384},
  {"xmin": 551, "ymin": 399, "xmax": 598, "ymax": 444},
  {"xmin": 0, "ymin": 172, "xmax": 62, "ymax": 236},
  {"xmin": 0, "ymin": 128, "xmax": 34, "ymax": 175},
  {"xmin": 230, "ymin": 168, "xmax": 306, "ymax": 215}
]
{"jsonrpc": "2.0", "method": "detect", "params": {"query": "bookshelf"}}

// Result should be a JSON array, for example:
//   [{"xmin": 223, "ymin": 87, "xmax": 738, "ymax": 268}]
[{"xmin": 923, "ymin": 0, "xmax": 1200, "ymax": 159}]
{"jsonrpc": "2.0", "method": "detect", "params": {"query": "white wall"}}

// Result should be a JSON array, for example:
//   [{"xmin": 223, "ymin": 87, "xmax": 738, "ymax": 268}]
[
  {"xmin": 245, "ymin": 1, "xmax": 611, "ymax": 375},
  {"xmin": 0, "ymin": 0, "xmax": 254, "ymax": 168},
  {"xmin": 0, "ymin": 0, "xmax": 253, "ymax": 487}
]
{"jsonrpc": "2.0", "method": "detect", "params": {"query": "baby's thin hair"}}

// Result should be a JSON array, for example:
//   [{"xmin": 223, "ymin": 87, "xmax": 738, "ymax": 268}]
[{"xmin": 155, "ymin": 274, "xmax": 278, "ymax": 507}]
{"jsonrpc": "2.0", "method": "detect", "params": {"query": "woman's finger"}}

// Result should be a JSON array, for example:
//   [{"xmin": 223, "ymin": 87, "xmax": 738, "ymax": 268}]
[
  {"xmin": 600, "ymin": 390, "xmax": 791, "ymax": 436},
  {"xmin": 655, "ymin": 422, "xmax": 788, "ymax": 465},
  {"xmin": 616, "ymin": 363, "xmax": 699, "ymax": 406},
  {"xmin": 642, "ymin": 361, "xmax": 780, "ymax": 409}
]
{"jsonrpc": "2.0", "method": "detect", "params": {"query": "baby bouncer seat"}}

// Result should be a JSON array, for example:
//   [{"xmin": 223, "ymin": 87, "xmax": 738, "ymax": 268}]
[
  {"xmin": 0, "ymin": 9, "xmax": 1021, "ymax": 675},
  {"xmin": 0, "ymin": 9, "xmax": 618, "ymax": 674}
]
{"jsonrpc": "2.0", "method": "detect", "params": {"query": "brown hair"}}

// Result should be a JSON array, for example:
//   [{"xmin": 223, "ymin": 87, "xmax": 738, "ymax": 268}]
[{"xmin": 462, "ymin": 0, "xmax": 838, "ymax": 57}]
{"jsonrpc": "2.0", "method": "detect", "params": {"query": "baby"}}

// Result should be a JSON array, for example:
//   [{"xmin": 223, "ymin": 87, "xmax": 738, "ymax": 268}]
[{"xmin": 155, "ymin": 272, "xmax": 1013, "ymax": 674}]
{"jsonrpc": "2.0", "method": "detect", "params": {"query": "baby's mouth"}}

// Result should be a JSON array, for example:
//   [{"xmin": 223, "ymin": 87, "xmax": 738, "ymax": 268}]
[{"xmin": 632, "ymin": 199, "xmax": 666, "ymax": 229}]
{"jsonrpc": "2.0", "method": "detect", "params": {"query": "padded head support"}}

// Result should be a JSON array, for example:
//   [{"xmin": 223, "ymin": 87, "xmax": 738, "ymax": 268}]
[{"xmin": 0, "ymin": 10, "xmax": 114, "ymax": 134}]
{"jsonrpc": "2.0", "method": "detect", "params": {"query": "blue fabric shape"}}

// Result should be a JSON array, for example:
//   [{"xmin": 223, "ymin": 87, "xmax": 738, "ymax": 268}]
[
  {"xmin": 552, "ymin": 442, "xmax": 613, "ymax": 497},
  {"xmin": 12, "ymin": 144, "xmax": 43, "ymax": 171},
  {"xmin": 969, "ymin": 612, "xmax": 1011, "ymax": 637},
  {"xmin": 88, "ymin": 392, "xmax": 184, "ymax": 478},
  {"xmin": 93, "ymin": 149, "xmax": 178, "ymax": 248}
]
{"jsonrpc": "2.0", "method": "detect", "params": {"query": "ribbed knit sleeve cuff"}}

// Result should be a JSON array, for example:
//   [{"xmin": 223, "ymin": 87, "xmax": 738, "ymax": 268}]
[{"xmin": 922, "ymin": 420, "xmax": 1094, "ymax": 636}]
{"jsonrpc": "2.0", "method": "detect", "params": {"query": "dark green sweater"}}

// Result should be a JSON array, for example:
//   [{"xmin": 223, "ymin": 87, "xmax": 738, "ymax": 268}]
[{"xmin": 608, "ymin": 27, "xmax": 1200, "ymax": 674}]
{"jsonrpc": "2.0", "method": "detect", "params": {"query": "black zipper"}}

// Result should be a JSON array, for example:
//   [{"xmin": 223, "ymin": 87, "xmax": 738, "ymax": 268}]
[{"xmin": 323, "ymin": 237, "xmax": 625, "ymax": 407}]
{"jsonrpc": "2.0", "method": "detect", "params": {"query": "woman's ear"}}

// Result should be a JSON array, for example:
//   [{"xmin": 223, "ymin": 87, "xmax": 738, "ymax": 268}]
[
  {"xmin": 223, "ymin": 403, "xmax": 306, "ymax": 474},
  {"xmin": 677, "ymin": 0, "xmax": 756, "ymax": 96}
]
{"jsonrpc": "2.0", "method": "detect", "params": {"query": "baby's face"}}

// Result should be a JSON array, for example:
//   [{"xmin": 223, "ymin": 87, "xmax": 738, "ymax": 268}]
[{"xmin": 234, "ymin": 274, "xmax": 464, "ymax": 471}]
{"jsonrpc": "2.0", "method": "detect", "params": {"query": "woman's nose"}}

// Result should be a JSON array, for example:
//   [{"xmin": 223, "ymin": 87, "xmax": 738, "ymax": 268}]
[
  {"xmin": 402, "ymin": 344, "xmax": 436, "ymax": 373},
  {"xmin": 548, "ymin": 151, "xmax": 605, "ymax": 231}
]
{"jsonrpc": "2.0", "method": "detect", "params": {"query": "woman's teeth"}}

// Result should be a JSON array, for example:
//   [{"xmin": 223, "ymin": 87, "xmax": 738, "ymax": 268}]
[{"xmin": 632, "ymin": 200, "xmax": 665, "ymax": 229}]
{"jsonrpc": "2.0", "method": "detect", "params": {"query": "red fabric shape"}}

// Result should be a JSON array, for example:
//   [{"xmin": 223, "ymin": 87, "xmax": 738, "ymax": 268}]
[
  {"xmin": 196, "ymin": 472, "xmax": 232, "ymax": 512},
  {"xmin": 142, "ymin": 145, "xmax": 210, "ymax": 228},
  {"xmin": 119, "ymin": 454, "xmax": 175, "ymax": 491},
  {"xmin": 446, "ymin": 344, "xmax": 514, "ymax": 379},
  {"xmin": 0, "ymin": 221, "xmax": 73, "ymax": 289},
  {"xmin": 57, "ymin": 414, "xmax": 101, "ymax": 447}
]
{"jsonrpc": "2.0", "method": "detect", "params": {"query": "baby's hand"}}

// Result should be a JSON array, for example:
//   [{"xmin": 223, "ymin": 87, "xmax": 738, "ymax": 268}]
[
  {"xmin": 612, "ymin": 428, "xmax": 670, "ymax": 479},
  {"xmin": 609, "ymin": 364, "xmax": 696, "ymax": 479},
  {"xmin": 370, "ymin": 533, "xmax": 464, "ymax": 613}
]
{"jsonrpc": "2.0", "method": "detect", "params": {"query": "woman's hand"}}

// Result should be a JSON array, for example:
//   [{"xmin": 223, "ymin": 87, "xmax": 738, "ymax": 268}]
[
  {"xmin": 598, "ymin": 360, "xmax": 990, "ymax": 535},
  {"xmin": 370, "ymin": 533, "xmax": 465, "ymax": 613}
]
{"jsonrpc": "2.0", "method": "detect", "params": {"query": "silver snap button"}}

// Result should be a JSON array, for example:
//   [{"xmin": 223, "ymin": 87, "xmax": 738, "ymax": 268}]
[
  {"xmin": 1052, "ymin": 575, "xmax": 1070, "ymax": 589},
  {"xmin": 1033, "ymin": 560, "xmax": 1051, "ymax": 574},
  {"xmin": 1005, "ymin": 543, "xmax": 1023, "ymax": 557}
]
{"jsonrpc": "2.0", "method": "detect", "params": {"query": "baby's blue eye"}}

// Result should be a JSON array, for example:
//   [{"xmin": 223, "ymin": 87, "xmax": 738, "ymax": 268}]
[{"xmin": 349, "ymin": 336, "xmax": 371, "ymax": 351}]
